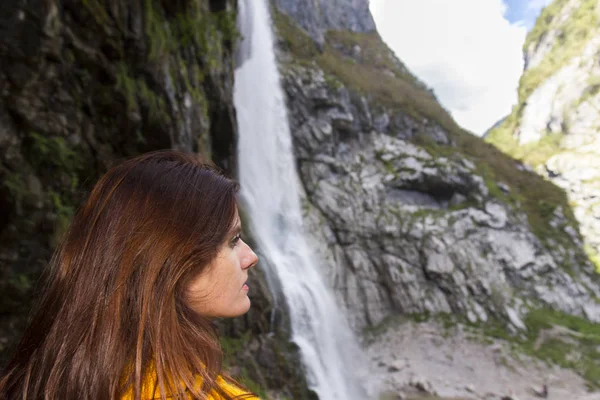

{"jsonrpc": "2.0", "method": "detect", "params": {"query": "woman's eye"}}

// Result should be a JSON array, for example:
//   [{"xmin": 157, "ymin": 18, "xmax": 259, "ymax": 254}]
[{"xmin": 231, "ymin": 233, "xmax": 242, "ymax": 247}]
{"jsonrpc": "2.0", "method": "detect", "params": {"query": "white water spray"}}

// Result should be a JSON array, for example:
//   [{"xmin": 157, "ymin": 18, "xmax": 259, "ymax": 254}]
[{"xmin": 233, "ymin": 0, "xmax": 369, "ymax": 399}]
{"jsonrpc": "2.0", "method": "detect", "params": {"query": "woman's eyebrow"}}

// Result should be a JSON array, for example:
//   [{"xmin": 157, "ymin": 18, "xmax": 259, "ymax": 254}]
[{"xmin": 230, "ymin": 222, "xmax": 242, "ymax": 235}]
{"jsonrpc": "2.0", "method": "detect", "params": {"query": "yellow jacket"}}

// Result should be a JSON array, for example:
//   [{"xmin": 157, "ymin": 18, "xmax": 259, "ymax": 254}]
[{"xmin": 121, "ymin": 370, "xmax": 259, "ymax": 400}]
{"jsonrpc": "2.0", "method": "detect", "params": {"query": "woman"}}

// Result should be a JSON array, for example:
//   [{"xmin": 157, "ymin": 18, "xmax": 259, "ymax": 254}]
[{"xmin": 0, "ymin": 151, "xmax": 260, "ymax": 399}]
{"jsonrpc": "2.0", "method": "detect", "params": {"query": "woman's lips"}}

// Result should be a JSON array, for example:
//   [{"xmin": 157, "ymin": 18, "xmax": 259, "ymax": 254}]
[{"xmin": 242, "ymin": 283, "xmax": 249, "ymax": 290}]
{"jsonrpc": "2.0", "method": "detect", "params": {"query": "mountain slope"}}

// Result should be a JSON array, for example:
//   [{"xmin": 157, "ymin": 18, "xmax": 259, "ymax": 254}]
[{"xmin": 487, "ymin": 0, "xmax": 600, "ymax": 270}]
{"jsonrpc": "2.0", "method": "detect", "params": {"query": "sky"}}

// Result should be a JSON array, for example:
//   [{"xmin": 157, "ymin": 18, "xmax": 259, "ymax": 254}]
[{"xmin": 369, "ymin": 0, "xmax": 553, "ymax": 135}]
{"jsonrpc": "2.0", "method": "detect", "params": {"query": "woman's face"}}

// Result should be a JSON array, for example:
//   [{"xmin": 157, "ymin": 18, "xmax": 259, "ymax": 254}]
[{"xmin": 185, "ymin": 212, "xmax": 259, "ymax": 318}]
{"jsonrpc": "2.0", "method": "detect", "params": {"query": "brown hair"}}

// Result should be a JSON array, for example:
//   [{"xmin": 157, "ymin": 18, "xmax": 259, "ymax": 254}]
[{"xmin": 0, "ymin": 150, "xmax": 252, "ymax": 399}]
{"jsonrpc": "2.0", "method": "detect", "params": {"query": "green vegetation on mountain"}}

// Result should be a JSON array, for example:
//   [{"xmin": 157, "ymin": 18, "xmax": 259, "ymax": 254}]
[
  {"xmin": 486, "ymin": 125, "xmax": 563, "ymax": 169},
  {"xmin": 491, "ymin": 308, "xmax": 600, "ymax": 389},
  {"xmin": 487, "ymin": 0, "xmax": 598, "ymax": 163},
  {"xmin": 521, "ymin": 0, "xmax": 598, "ymax": 103},
  {"xmin": 525, "ymin": 0, "xmax": 570, "ymax": 51}
]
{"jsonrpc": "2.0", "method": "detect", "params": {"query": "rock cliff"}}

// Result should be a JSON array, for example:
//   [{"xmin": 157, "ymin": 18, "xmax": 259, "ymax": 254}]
[
  {"xmin": 273, "ymin": 0, "xmax": 375, "ymax": 46},
  {"xmin": 487, "ymin": 0, "xmax": 600, "ymax": 272},
  {"xmin": 274, "ymin": 2, "xmax": 600, "ymax": 332}
]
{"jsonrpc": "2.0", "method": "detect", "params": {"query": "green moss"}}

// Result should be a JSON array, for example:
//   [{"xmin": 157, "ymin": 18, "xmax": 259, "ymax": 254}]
[
  {"xmin": 220, "ymin": 333, "xmax": 266, "ymax": 397},
  {"xmin": 521, "ymin": 133, "xmax": 563, "ymax": 167},
  {"xmin": 49, "ymin": 191, "xmax": 76, "ymax": 246},
  {"xmin": 25, "ymin": 132, "xmax": 83, "ymax": 190},
  {"xmin": 485, "ymin": 106, "xmax": 521, "ymax": 153},
  {"xmin": 137, "ymin": 79, "xmax": 169, "ymax": 124},
  {"xmin": 116, "ymin": 63, "xmax": 138, "ymax": 112},
  {"xmin": 16, "ymin": 132, "xmax": 88, "ymax": 248},
  {"xmin": 323, "ymin": 74, "xmax": 343, "ymax": 90},
  {"xmin": 238, "ymin": 368, "xmax": 267, "ymax": 399},
  {"xmin": 212, "ymin": 8, "xmax": 240, "ymax": 44},
  {"xmin": 81, "ymin": 0, "xmax": 110, "ymax": 26},
  {"xmin": 220, "ymin": 333, "xmax": 248, "ymax": 369},
  {"xmin": 584, "ymin": 244, "xmax": 600, "ymax": 272},
  {"xmin": 144, "ymin": 0, "xmax": 237, "ymax": 65},
  {"xmin": 521, "ymin": 0, "xmax": 598, "ymax": 103},
  {"xmin": 525, "ymin": 0, "xmax": 570, "ymax": 52},
  {"xmin": 3, "ymin": 173, "xmax": 29, "ymax": 210},
  {"xmin": 178, "ymin": 57, "xmax": 206, "ymax": 105},
  {"xmin": 487, "ymin": 128, "xmax": 564, "ymax": 169},
  {"xmin": 577, "ymin": 74, "xmax": 600, "ymax": 107},
  {"xmin": 324, "ymin": 30, "xmax": 426, "ymax": 89},
  {"xmin": 271, "ymin": 8, "xmax": 319, "ymax": 60},
  {"xmin": 116, "ymin": 62, "xmax": 170, "ymax": 124},
  {"xmin": 27, "ymin": 132, "xmax": 81, "ymax": 175},
  {"xmin": 7, "ymin": 273, "xmax": 33, "ymax": 294},
  {"xmin": 380, "ymin": 158, "xmax": 395, "ymax": 175},
  {"xmin": 78, "ymin": 0, "xmax": 235, "ymax": 155},
  {"xmin": 136, "ymin": 0, "xmax": 236, "ymax": 146},
  {"xmin": 144, "ymin": 0, "xmax": 174, "ymax": 60},
  {"xmin": 524, "ymin": 308, "xmax": 600, "ymax": 387}
]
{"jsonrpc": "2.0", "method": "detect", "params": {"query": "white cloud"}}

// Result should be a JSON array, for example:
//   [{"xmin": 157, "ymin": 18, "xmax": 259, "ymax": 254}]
[{"xmin": 369, "ymin": 0, "xmax": 527, "ymax": 135}]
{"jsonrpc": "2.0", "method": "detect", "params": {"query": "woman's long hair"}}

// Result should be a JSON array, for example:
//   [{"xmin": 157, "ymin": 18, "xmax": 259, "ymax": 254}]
[{"xmin": 0, "ymin": 150, "xmax": 249, "ymax": 399}]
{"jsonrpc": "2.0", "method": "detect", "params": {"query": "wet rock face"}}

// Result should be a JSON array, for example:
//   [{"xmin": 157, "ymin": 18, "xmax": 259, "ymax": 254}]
[
  {"xmin": 0, "ymin": 0, "xmax": 239, "ymax": 361},
  {"xmin": 273, "ymin": 0, "xmax": 376, "ymax": 46},
  {"xmin": 0, "ymin": 2, "xmax": 314, "ymax": 396},
  {"xmin": 282, "ymin": 64, "xmax": 600, "ymax": 331}
]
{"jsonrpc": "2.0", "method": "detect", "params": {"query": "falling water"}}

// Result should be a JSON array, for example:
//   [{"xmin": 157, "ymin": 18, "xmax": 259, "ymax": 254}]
[{"xmin": 233, "ymin": 0, "xmax": 368, "ymax": 399}]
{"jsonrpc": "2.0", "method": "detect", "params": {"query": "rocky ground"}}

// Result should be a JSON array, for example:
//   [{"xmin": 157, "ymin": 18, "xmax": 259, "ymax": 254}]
[{"xmin": 365, "ymin": 320, "xmax": 600, "ymax": 400}]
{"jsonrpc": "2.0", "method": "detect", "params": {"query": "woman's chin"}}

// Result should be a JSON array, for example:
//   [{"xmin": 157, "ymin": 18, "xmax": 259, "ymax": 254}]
[
  {"xmin": 222, "ymin": 298, "xmax": 252, "ymax": 318},
  {"xmin": 236, "ymin": 298, "xmax": 252, "ymax": 316}
]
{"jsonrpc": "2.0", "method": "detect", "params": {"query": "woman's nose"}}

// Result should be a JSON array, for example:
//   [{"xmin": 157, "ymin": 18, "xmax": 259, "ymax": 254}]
[{"xmin": 241, "ymin": 241, "xmax": 259, "ymax": 270}]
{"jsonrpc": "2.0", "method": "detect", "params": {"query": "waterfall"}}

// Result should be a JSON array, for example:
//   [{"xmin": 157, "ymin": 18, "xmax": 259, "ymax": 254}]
[{"xmin": 233, "ymin": 0, "xmax": 369, "ymax": 399}]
